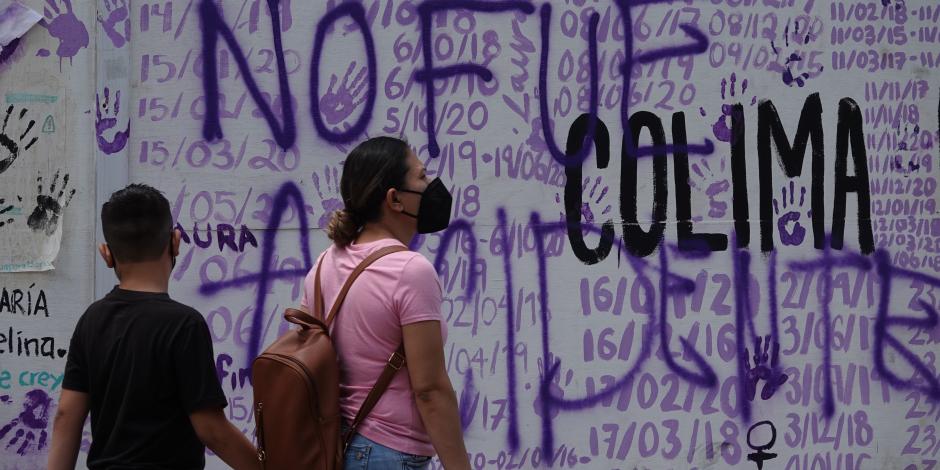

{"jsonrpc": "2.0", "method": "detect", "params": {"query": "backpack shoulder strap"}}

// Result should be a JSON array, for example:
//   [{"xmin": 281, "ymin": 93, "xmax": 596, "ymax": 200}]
[
  {"xmin": 344, "ymin": 343, "xmax": 405, "ymax": 446},
  {"xmin": 313, "ymin": 245, "xmax": 407, "ymax": 325}
]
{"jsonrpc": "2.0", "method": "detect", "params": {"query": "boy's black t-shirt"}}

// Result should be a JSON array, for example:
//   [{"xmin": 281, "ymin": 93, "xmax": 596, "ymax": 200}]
[{"xmin": 63, "ymin": 287, "xmax": 227, "ymax": 470}]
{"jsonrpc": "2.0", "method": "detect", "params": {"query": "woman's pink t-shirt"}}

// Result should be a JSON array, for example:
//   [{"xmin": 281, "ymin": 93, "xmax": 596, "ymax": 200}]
[{"xmin": 300, "ymin": 238, "xmax": 446, "ymax": 457}]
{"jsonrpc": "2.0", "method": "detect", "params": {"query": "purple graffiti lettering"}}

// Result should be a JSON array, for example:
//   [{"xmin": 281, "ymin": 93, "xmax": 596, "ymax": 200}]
[
  {"xmin": 767, "ymin": 251, "xmax": 781, "ymax": 353},
  {"xmin": 538, "ymin": 3, "xmax": 600, "ymax": 168},
  {"xmin": 634, "ymin": 24, "xmax": 708, "ymax": 64},
  {"xmin": 199, "ymin": 182, "xmax": 313, "ymax": 365},
  {"xmin": 531, "ymin": 216, "xmax": 679, "ymax": 457},
  {"xmin": 817, "ymin": 242, "xmax": 835, "ymax": 417},
  {"xmin": 733, "ymin": 237, "xmax": 754, "ymax": 422},
  {"xmin": 199, "ymin": 0, "xmax": 296, "ymax": 150},
  {"xmin": 458, "ymin": 368, "xmax": 476, "ymax": 432},
  {"xmin": 872, "ymin": 250, "xmax": 940, "ymax": 401},
  {"xmin": 659, "ymin": 246, "xmax": 717, "ymax": 387},
  {"xmin": 416, "ymin": 0, "xmax": 535, "ymax": 158},
  {"xmin": 496, "ymin": 207, "xmax": 520, "ymax": 451},
  {"xmin": 432, "ymin": 219, "xmax": 479, "ymax": 299},
  {"xmin": 614, "ymin": 0, "xmax": 713, "ymax": 160},
  {"xmin": 310, "ymin": 2, "xmax": 376, "ymax": 143},
  {"xmin": 788, "ymin": 243, "xmax": 875, "ymax": 417}
]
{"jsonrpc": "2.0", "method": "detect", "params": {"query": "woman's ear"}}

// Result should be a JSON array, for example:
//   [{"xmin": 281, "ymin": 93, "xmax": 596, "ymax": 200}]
[{"xmin": 386, "ymin": 187, "xmax": 404, "ymax": 212}]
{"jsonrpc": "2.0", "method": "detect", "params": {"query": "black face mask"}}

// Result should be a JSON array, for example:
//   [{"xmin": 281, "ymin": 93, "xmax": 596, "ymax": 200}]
[{"xmin": 398, "ymin": 178, "xmax": 453, "ymax": 234}]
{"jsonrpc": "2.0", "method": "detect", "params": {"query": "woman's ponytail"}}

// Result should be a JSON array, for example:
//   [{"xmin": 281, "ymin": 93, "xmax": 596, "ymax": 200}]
[{"xmin": 326, "ymin": 209, "xmax": 361, "ymax": 247}]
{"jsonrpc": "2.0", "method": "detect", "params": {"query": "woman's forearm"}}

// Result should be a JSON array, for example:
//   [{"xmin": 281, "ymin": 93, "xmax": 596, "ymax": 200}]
[{"xmin": 415, "ymin": 385, "xmax": 471, "ymax": 470}]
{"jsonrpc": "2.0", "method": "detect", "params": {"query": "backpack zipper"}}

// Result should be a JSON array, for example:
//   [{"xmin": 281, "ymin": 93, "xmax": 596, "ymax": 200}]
[{"xmin": 255, "ymin": 402, "xmax": 267, "ymax": 466}]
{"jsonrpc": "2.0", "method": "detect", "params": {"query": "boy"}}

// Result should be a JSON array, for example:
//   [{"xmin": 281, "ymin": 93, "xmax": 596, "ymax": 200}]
[{"xmin": 47, "ymin": 184, "xmax": 257, "ymax": 470}]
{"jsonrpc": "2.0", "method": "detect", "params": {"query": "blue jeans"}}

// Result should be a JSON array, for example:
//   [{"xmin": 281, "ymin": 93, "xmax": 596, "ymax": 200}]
[{"xmin": 343, "ymin": 429, "xmax": 432, "ymax": 470}]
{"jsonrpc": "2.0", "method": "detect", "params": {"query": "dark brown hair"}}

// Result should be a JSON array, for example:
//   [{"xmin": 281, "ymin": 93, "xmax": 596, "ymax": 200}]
[
  {"xmin": 327, "ymin": 136, "xmax": 411, "ymax": 246},
  {"xmin": 101, "ymin": 183, "xmax": 173, "ymax": 263}
]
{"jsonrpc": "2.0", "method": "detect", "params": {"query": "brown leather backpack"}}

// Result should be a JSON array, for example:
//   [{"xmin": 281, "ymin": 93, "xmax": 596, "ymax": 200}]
[{"xmin": 251, "ymin": 246, "xmax": 407, "ymax": 469}]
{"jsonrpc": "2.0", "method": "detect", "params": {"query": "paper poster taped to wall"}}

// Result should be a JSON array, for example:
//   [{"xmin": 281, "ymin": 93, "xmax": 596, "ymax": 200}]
[
  {"xmin": 0, "ymin": 100, "xmax": 72, "ymax": 272},
  {"xmin": 0, "ymin": 1, "xmax": 70, "ymax": 272}
]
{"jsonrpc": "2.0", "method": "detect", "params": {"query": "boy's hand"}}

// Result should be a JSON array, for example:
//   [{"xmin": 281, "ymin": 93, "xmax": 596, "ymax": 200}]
[{"xmin": 189, "ymin": 407, "xmax": 258, "ymax": 470}]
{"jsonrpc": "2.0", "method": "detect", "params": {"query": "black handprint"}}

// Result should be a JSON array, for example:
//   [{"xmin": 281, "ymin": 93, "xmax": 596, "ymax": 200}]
[
  {"xmin": 0, "ymin": 196, "xmax": 18, "ymax": 228},
  {"xmin": 744, "ymin": 335, "xmax": 789, "ymax": 401},
  {"xmin": 27, "ymin": 170, "xmax": 75, "ymax": 235},
  {"xmin": 0, "ymin": 106, "xmax": 39, "ymax": 175},
  {"xmin": 0, "ymin": 389, "xmax": 52, "ymax": 456}
]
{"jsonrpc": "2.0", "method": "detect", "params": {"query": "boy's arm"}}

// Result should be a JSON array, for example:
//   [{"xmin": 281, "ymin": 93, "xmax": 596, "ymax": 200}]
[
  {"xmin": 47, "ymin": 389, "xmax": 89, "ymax": 470},
  {"xmin": 189, "ymin": 407, "xmax": 258, "ymax": 470}
]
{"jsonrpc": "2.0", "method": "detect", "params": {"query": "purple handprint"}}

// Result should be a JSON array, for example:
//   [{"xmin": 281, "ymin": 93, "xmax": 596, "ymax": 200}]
[
  {"xmin": 38, "ymin": 0, "xmax": 89, "ymax": 63},
  {"xmin": 96, "ymin": 87, "xmax": 129, "ymax": 155},
  {"xmin": 769, "ymin": 19, "xmax": 822, "ymax": 88},
  {"xmin": 312, "ymin": 166, "xmax": 342, "ymax": 229},
  {"xmin": 701, "ymin": 73, "xmax": 756, "ymax": 145},
  {"xmin": 744, "ymin": 335, "xmax": 789, "ymax": 401},
  {"xmin": 773, "ymin": 181, "xmax": 810, "ymax": 246},
  {"xmin": 555, "ymin": 175, "xmax": 612, "ymax": 237},
  {"xmin": 0, "ymin": 389, "xmax": 52, "ymax": 456},
  {"xmin": 97, "ymin": 0, "xmax": 129, "ymax": 49},
  {"xmin": 689, "ymin": 158, "xmax": 730, "ymax": 220},
  {"xmin": 319, "ymin": 62, "xmax": 368, "ymax": 126}
]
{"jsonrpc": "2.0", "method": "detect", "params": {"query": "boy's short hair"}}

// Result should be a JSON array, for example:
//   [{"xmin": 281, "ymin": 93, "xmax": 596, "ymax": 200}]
[{"xmin": 101, "ymin": 184, "xmax": 173, "ymax": 263}]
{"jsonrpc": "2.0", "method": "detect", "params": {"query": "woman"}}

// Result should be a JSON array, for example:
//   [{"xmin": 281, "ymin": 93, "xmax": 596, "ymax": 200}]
[{"xmin": 301, "ymin": 137, "xmax": 471, "ymax": 470}]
